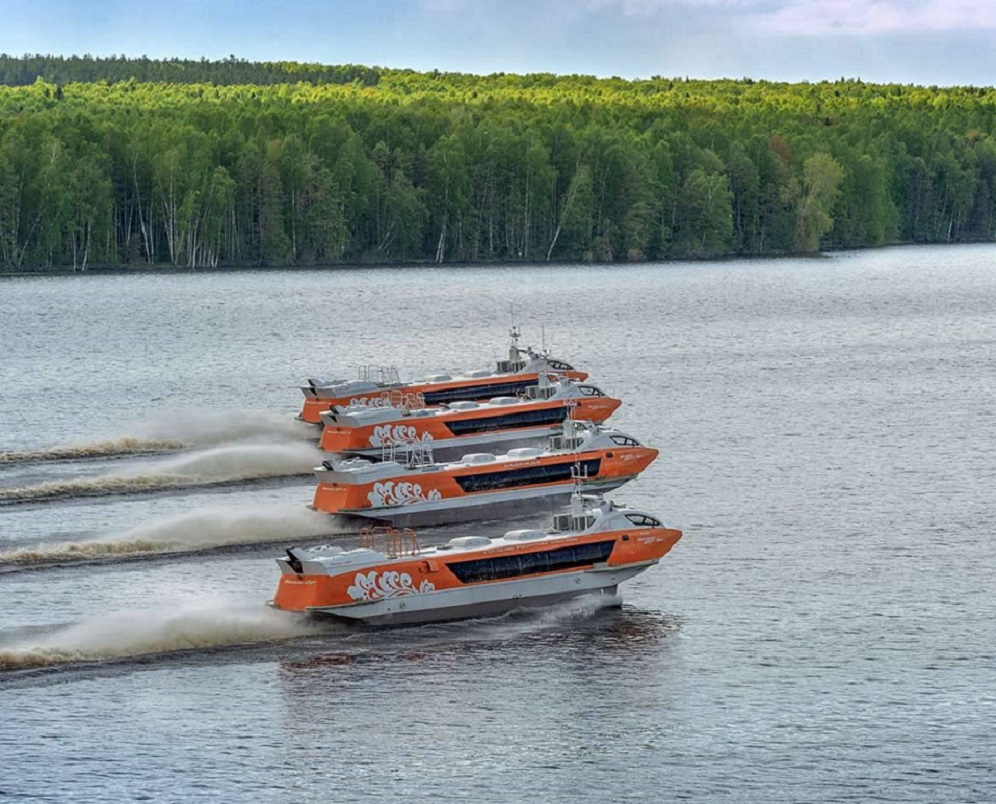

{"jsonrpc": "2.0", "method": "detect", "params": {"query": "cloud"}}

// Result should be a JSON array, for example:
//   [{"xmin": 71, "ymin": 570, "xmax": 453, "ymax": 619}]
[
  {"xmin": 757, "ymin": 0, "xmax": 996, "ymax": 35},
  {"xmin": 583, "ymin": 0, "xmax": 996, "ymax": 34},
  {"xmin": 585, "ymin": 0, "xmax": 749, "ymax": 15}
]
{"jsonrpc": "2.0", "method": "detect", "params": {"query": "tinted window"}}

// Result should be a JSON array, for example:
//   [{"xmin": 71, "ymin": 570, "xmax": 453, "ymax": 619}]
[
  {"xmin": 574, "ymin": 540, "xmax": 613, "ymax": 562},
  {"xmin": 456, "ymin": 558, "xmax": 494, "ymax": 583},
  {"xmin": 447, "ymin": 539, "xmax": 615, "ymax": 584},
  {"xmin": 625, "ymin": 513, "xmax": 662, "ymax": 527},
  {"xmin": 519, "ymin": 551, "xmax": 551, "ymax": 573},
  {"xmin": 423, "ymin": 379, "xmax": 535, "ymax": 405},
  {"xmin": 454, "ymin": 458, "xmax": 602, "ymax": 493},
  {"xmin": 445, "ymin": 406, "xmax": 568, "ymax": 436},
  {"xmin": 610, "ymin": 435, "xmax": 640, "ymax": 447},
  {"xmin": 490, "ymin": 555, "xmax": 521, "ymax": 580}
]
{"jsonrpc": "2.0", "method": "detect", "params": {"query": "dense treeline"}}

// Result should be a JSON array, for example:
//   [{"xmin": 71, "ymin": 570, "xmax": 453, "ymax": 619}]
[
  {"xmin": 2, "ymin": 56, "xmax": 996, "ymax": 271},
  {"xmin": 0, "ymin": 54, "xmax": 382, "ymax": 88}
]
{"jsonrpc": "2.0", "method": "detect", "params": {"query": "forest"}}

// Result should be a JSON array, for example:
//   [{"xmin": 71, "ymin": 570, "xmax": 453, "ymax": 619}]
[{"xmin": 1, "ymin": 54, "xmax": 995, "ymax": 271}]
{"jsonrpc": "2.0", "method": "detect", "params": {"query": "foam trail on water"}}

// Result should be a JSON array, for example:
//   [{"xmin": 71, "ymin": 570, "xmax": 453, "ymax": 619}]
[
  {"xmin": 449, "ymin": 592, "xmax": 623, "ymax": 637},
  {"xmin": 0, "ymin": 409, "xmax": 316, "ymax": 465},
  {"xmin": 531, "ymin": 591, "xmax": 623, "ymax": 624},
  {"xmin": 0, "ymin": 504, "xmax": 340, "ymax": 564},
  {"xmin": 129, "ymin": 408, "xmax": 317, "ymax": 446},
  {"xmin": 154, "ymin": 441, "xmax": 321, "ymax": 478},
  {"xmin": 0, "ymin": 443, "xmax": 321, "ymax": 503},
  {"xmin": 0, "ymin": 437, "xmax": 186, "ymax": 464},
  {"xmin": 0, "ymin": 599, "xmax": 322, "ymax": 670}
]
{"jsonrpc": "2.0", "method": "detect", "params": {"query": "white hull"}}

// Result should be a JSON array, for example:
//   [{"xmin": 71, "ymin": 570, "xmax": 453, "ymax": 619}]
[
  {"xmin": 339, "ymin": 428, "xmax": 561, "ymax": 462},
  {"xmin": 341, "ymin": 475, "xmax": 637, "ymax": 527},
  {"xmin": 306, "ymin": 564, "xmax": 653, "ymax": 625}
]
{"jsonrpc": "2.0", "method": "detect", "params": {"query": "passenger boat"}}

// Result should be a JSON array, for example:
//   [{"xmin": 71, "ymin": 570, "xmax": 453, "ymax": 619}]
[
  {"xmin": 269, "ymin": 495, "xmax": 682, "ymax": 625},
  {"xmin": 319, "ymin": 374, "xmax": 621, "ymax": 461},
  {"xmin": 310, "ymin": 421, "xmax": 658, "ymax": 527},
  {"xmin": 298, "ymin": 330, "xmax": 587, "ymax": 424}
]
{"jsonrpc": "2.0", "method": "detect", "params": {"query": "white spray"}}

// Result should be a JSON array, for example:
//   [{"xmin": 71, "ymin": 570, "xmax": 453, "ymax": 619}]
[
  {"xmin": 0, "ymin": 408, "xmax": 316, "ymax": 465},
  {"xmin": 0, "ymin": 503, "xmax": 342, "ymax": 564},
  {"xmin": 0, "ymin": 443, "xmax": 322, "ymax": 503},
  {"xmin": 0, "ymin": 598, "xmax": 324, "ymax": 670}
]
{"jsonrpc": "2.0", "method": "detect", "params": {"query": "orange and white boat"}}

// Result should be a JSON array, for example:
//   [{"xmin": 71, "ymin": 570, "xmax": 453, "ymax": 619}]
[
  {"xmin": 311, "ymin": 421, "xmax": 658, "ymax": 527},
  {"xmin": 298, "ymin": 331, "xmax": 587, "ymax": 424},
  {"xmin": 269, "ymin": 495, "xmax": 682, "ymax": 625},
  {"xmin": 319, "ymin": 374, "xmax": 621, "ymax": 461}
]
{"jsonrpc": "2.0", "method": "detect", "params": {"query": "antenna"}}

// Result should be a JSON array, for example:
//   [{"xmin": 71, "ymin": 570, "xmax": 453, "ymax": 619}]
[
  {"xmin": 570, "ymin": 461, "xmax": 588, "ymax": 528},
  {"xmin": 541, "ymin": 324, "xmax": 546, "ymax": 354},
  {"xmin": 508, "ymin": 303, "xmax": 521, "ymax": 345},
  {"xmin": 507, "ymin": 305, "xmax": 523, "ymax": 367}
]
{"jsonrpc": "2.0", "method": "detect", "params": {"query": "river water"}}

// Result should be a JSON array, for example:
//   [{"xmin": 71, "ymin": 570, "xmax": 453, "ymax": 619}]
[{"xmin": 1, "ymin": 246, "xmax": 994, "ymax": 801}]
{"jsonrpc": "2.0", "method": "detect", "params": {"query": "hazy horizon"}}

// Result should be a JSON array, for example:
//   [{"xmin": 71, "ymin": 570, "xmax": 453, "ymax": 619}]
[{"xmin": 1, "ymin": 0, "xmax": 995, "ymax": 88}]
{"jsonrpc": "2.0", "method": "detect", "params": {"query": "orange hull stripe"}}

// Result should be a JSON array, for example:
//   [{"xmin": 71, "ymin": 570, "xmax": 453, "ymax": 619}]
[
  {"xmin": 300, "ymin": 370, "xmax": 589, "ymax": 423},
  {"xmin": 319, "ymin": 397, "xmax": 622, "ymax": 451},
  {"xmin": 272, "ymin": 528, "xmax": 681, "ymax": 612},
  {"xmin": 312, "ymin": 447, "xmax": 658, "ymax": 513}
]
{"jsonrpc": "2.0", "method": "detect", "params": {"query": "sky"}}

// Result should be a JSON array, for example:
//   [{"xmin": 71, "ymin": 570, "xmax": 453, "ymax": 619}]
[{"xmin": 2, "ymin": 0, "xmax": 995, "ymax": 86}]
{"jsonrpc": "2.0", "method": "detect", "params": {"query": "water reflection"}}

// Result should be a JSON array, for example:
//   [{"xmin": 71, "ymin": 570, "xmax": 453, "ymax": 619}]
[{"xmin": 277, "ymin": 602, "xmax": 681, "ymax": 680}]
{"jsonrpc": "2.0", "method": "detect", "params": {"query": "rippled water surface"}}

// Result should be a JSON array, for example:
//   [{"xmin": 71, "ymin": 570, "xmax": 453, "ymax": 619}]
[{"xmin": 2, "ymin": 247, "xmax": 995, "ymax": 802}]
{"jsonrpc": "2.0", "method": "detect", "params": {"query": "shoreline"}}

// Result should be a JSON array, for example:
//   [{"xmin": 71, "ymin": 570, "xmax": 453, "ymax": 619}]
[{"xmin": 1, "ymin": 240, "xmax": 992, "ymax": 278}]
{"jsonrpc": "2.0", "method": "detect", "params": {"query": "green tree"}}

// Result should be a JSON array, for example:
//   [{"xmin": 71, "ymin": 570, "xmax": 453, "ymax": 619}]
[{"xmin": 794, "ymin": 152, "xmax": 845, "ymax": 251}]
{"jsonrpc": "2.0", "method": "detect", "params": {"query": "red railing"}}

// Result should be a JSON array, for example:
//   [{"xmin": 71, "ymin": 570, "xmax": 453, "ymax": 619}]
[
  {"xmin": 379, "ymin": 390, "xmax": 427, "ymax": 411},
  {"xmin": 359, "ymin": 526, "xmax": 422, "ymax": 558}
]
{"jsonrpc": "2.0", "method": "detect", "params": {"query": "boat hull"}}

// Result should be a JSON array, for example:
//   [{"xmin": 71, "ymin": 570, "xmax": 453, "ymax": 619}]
[
  {"xmin": 270, "ymin": 510, "xmax": 682, "ymax": 626},
  {"xmin": 304, "ymin": 567, "xmax": 640, "ymax": 625},
  {"xmin": 331, "ymin": 429, "xmax": 561, "ymax": 463},
  {"xmin": 299, "ymin": 370, "xmax": 589, "ymax": 424},
  {"xmin": 338, "ymin": 474, "xmax": 638, "ymax": 527},
  {"xmin": 312, "ymin": 436, "xmax": 659, "ymax": 527},
  {"xmin": 318, "ymin": 395, "xmax": 621, "ymax": 454}
]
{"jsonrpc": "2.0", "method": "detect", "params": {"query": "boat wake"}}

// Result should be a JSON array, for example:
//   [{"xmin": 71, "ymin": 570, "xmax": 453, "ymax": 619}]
[
  {"xmin": 0, "ymin": 504, "xmax": 339, "ymax": 565},
  {"xmin": 0, "ymin": 409, "xmax": 316, "ymax": 465},
  {"xmin": 530, "ymin": 591, "xmax": 624, "ymax": 623},
  {"xmin": 130, "ymin": 408, "xmax": 317, "ymax": 447},
  {"xmin": 460, "ymin": 591, "xmax": 624, "ymax": 636},
  {"xmin": 0, "ymin": 599, "xmax": 322, "ymax": 670},
  {"xmin": 0, "ymin": 437, "xmax": 186, "ymax": 464},
  {"xmin": 0, "ymin": 443, "xmax": 321, "ymax": 504},
  {"xmin": 279, "ymin": 594, "xmax": 630, "ymax": 673}
]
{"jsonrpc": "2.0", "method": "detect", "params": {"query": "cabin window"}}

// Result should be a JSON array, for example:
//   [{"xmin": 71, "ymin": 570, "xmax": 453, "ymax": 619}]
[
  {"xmin": 490, "ymin": 555, "xmax": 522, "ymax": 580},
  {"xmin": 624, "ymin": 513, "xmax": 662, "ymax": 528},
  {"xmin": 578, "ymin": 385, "xmax": 605, "ymax": 397},
  {"xmin": 445, "ymin": 406, "xmax": 568, "ymax": 436},
  {"xmin": 453, "ymin": 458, "xmax": 602, "ymax": 493},
  {"xmin": 519, "ymin": 551, "xmax": 551, "ymax": 573},
  {"xmin": 447, "ymin": 540, "xmax": 615, "ymax": 584},
  {"xmin": 609, "ymin": 435, "xmax": 641, "ymax": 447},
  {"xmin": 573, "ymin": 540, "xmax": 613, "ymax": 563},
  {"xmin": 547, "ymin": 360, "xmax": 575, "ymax": 371},
  {"xmin": 423, "ymin": 379, "xmax": 535, "ymax": 405}
]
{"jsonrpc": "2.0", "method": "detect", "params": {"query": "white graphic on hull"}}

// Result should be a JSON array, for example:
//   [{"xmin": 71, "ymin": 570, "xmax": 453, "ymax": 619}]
[
  {"xmin": 347, "ymin": 397, "xmax": 393, "ymax": 408},
  {"xmin": 347, "ymin": 570, "xmax": 436, "ymax": 601},
  {"xmin": 368, "ymin": 481, "xmax": 443, "ymax": 508},
  {"xmin": 369, "ymin": 425, "xmax": 435, "ymax": 448}
]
